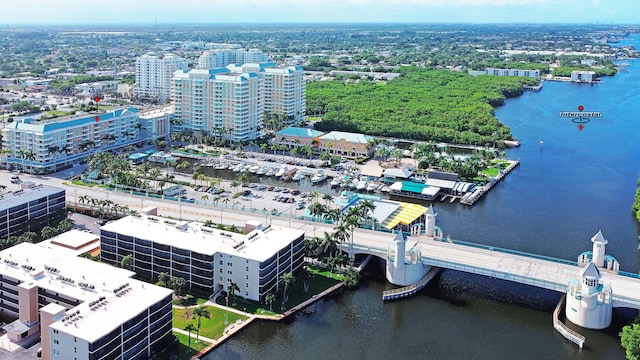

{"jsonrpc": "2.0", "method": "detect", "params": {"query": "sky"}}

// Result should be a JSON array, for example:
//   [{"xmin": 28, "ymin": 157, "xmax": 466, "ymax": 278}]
[{"xmin": 1, "ymin": 0, "xmax": 639, "ymax": 25}]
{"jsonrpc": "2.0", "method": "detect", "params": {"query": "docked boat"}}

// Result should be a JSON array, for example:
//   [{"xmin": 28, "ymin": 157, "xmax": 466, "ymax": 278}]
[
  {"xmin": 265, "ymin": 167, "xmax": 277, "ymax": 176},
  {"xmin": 249, "ymin": 165, "xmax": 260, "ymax": 173},
  {"xmin": 366, "ymin": 182, "xmax": 377, "ymax": 192},
  {"xmin": 233, "ymin": 164, "xmax": 245, "ymax": 173},
  {"xmin": 275, "ymin": 166, "xmax": 287, "ymax": 178},
  {"xmin": 282, "ymin": 168, "xmax": 298, "ymax": 181},
  {"xmin": 310, "ymin": 170, "xmax": 327, "ymax": 183},
  {"xmin": 292, "ymin": 173, "xmax": 306, "ymax": 181},
  {"xmin": 380, "ymin": 186, "xmax": 390, "ymax": 193},
  {"xmin": 256, "ymin": 166, "xmax": 267, "ymax": 175},
  {"xmin": 348, "ymin": 179, "xmax": 357, "ymax": 189},
  {"xmin": 356, "ymin": 179, "xmax": 368, "ymax": 191},
  {"xmin": 214, "ymin": 163, "xmax": 227, "ymax": 170},
  {"xmin": 227, "ymin": 163, "xmax": 236, "ymax": 170},
  {"xmin": 330, "ymin": 178, "xmax": 340, "ymax": 187}
]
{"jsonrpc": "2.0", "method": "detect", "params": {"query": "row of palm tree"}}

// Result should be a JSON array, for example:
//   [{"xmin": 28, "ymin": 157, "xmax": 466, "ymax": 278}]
[{"xmin": 77, "ymin": 194, "xmax": 133, "ymax": 220}]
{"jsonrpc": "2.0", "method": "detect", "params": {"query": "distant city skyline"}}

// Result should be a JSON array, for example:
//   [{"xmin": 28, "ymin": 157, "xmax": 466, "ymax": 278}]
[{"xmin": 1, "ymin": 0, "xmax": 639, "ymax": 25}]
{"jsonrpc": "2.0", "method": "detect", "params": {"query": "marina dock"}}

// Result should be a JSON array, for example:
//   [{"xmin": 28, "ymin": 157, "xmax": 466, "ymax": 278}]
[{"xmin": 461, "ymin": 160, "xmax": 520, "ymax": 205}]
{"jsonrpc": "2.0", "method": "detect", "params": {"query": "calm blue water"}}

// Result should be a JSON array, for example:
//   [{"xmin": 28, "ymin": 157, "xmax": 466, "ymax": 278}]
[{"xmin": 205, "ymin": 36, "xmax": 640, "ymax": 360}]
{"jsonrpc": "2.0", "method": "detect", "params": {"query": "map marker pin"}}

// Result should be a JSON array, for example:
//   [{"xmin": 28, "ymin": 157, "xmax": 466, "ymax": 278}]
[
  {"xmin": 94, "ymin": 96, "xmax": 101, "ymax": 103},
  {"xmin": 94, "ymin": 116, "xmax": 100, "ymax": 123},
  {"xmin": 578, "ymin": 124, "xmax": 584, "ymax": 131},
  {"xmin": 578, "ymin": 105, "xmax": 584, "ymax": 112}
]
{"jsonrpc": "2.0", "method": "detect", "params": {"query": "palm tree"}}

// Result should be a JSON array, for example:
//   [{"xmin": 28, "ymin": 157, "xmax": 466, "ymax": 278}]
[
  {"xmin": 308, "ymin": 190, "xmax": 320, "ymax": 204},
  {"xmin": 227, "ymin": 282, "xmax": 240, "ymax": 306},
  {"xmin": 157, "ymin": 272, "xmax": 169, "ymax": 287},
  {"xmin": 322, "ymin": 193, "xmax": 333, "ymax": 206},
  {"xmin": 265, "ymin": 292, "xmax": 276, "ymax": 311},
  {"xmin": 24, "ymin": 149, "xmax": 36, "ymax": 174},
  {"xmin": 192, "ymin": 306, "xmax": 210, "ymax": 343},
  {"xmin": 280, "ymin": 272, "xmax": 294, "ymax": 309},
  {"xmin": 343, "ymin": 268, "xmax": 360, "ymax": 288},
  {"xmin": 184, "ymin": 324, "xmax": 196, "ymax": 350},
  {"xmin": 47, "ymin": 145, "xmax": 60, "ymax": 173},
  {"xmin": 137, "ymin": 161, "xmax": 152, "ymax": 180},
  {"xmin": 176, "ymin": 160, "xmax": 190, "ymax": 174},
  {"xmin": 320, "ymin": 231, "xmax": 337, "ymax": 258},
  {"xmin": 78, "ymin": 195, "xmax": 91, "ymax": 209},
  {"xmin": 201, "ymin": 194, "xmax": 210, "ymax": 205},
  {"xmin": 148, "ymin": 168, "xmax": 162, "ymax": 192}
]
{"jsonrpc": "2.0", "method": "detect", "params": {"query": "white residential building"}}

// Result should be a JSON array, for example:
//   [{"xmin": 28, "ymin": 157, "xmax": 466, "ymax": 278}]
[
  {"xmin": 571, "ymin": 70, "xmax": 597, "ymax": 83},
  {"xmin": 485, "ymin": 68, "xmax": 541, "ymax": 79},
  {"xmin": 229, "ymin": 63, "xmax": 306, "ymax": 126},
  {"xmin": 99, "ymin": 214, "xmax": 305, "ymax": 302},
  {"xmin": 135, "ymin": 52, "xmax": 188, "ymax": 102},
  {"xmin": 0, "ymin": 242, "xmax": 173, "ymax": 360},
  {"xmin": 2, "ymin": 108, "xmax": 142, "ymax": 174},
  {"xmin": 172, "ymin": 68, "xmax": 264, "ymax": 142},
  {"xmin": 197, "ymin": 49, "xmax": 268, "ymax": 69}
]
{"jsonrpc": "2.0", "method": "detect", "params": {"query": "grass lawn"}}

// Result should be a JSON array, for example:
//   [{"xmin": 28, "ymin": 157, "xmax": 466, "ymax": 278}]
[
  {"xmin": 172, "ymin": 306, "xmax": 247, "ymax": 340},
  {"xmin": 172, "ymin": 294, "xmax": 208, "ymax": 306},
  {"xmin": 483, "ymin": 167, "xmax": 500, "ymax": 177},
  {"xmin": 215, "ymin": 266, "xmax": 341, "ymax": 314},
  {"xmin": 151, "ymin": 332, "xmax": 209, "ymax": 360}
]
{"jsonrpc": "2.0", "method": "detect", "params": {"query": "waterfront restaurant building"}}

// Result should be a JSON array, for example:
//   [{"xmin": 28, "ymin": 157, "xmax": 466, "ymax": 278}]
[
  {"xmin": 273, "ymin": 127, "xmax": 324, "ymax": 150},
  {"xmin": 0, "ymin": 184, "xmax": 66, "ymax": 239},
  {"xmin": 0, "ymin": 242, "xmax": 173, "ymax": 360},
  {"xmin": 99, "ymin": 213, "xmax": 305, "ymax": 302},
  {"xmin": 318, "ymin": 131, "xmax": 375, "ymax": 159},
  {"xmin": 2, "ymin": 108, "xmax": 142, "ymax": 174}
]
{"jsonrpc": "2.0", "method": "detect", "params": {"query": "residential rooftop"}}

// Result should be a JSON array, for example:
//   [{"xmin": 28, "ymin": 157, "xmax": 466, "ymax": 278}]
[
  {"xmin": 101, "ymin": 214, "xmax": 305, "ymax": 262},
  {"xmin": 0, "ymin": 242, "xmax": 171, "ymax": 343}
]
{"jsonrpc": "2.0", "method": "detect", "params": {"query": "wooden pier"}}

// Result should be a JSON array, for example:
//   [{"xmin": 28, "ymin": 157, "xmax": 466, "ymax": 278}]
[
  {"xmin": 553, "ymin": 294, "xmax": 586, "ymax": 348},
  {"xmin": 382, "ymin": 267, "xmax": 441, "ymax": 301},
  {"xmin": 461, "ymin": 160, "xmax": 520, "ymax": 206}
]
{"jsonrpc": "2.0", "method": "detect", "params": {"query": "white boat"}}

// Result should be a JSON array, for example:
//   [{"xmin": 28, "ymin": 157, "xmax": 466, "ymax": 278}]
[
  {"xmin": 256, "ymin": 166, "xmax": 267, "ymax": 175},
  {"xmin": 227, "ymin": 163, "xmax": 236, "ymax": 170},
  {"xmin": 366, "ymin": 182, "xmax": 377, "ymax": 192},
  {"xmin": 214, "ymin": 163, "xmax": 227, "ymax": 170},
  {"xmin": 310, "ymin": 170, "xmax": 327, "ymax": 183},
  {"xmin": 265, "ymin": 167, "xmax": 277, "ymax": 176},
  {"xmin": 233, "ymin": 164, "xmax": 244, "ymax": 172},
  {"xmin": 356, "ymin": 179, "xmax": 368, "ymax": 191},
  {"xmin": 330, "ymin": 178, "xmax": 340, "ymax": 187},
  {"xmin": 292, "ymin": 173, "xmax": 306, "ymax": 181},
  {"xmin": 275, "ymin": 166, "xmax": 287, "ymax": 178},
  {"xmin": 348, "ymin": 179, "xmax": 357, "ymax": 189},
  {"xmin": 249, "ymin": 165, "xmax": 260, "ymax": 173},
  {"xmin": 380, "ymin": 186, "xmax": 390, "ymax": 193}
]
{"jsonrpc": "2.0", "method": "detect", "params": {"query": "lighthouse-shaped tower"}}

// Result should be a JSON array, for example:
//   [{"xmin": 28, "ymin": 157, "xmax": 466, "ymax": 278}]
[
  {"xmin": 386, "ymin": 232, "xmax": 428, "ymax": 286},
  {"xmin": 577, "ymin": 230, "xmax": 619, "ymax": 273},
  {"xmin": 565, "ymin": 262, "xmax": 613, "ymax": 329},
  {"xmin": 591, "ymin": 230, "xmax": 607, "ymax": 268},
  {"xmin": 425, "ymin": 205, "xmax": 436, "ymax": 237}
]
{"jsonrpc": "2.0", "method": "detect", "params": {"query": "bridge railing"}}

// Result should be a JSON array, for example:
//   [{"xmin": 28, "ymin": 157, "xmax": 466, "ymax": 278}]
[
  {"xmin": 612, "ymin": 293, "xmax": 640, "ymax": 308},
  {"xmin": 618, "ymin": 270, "xmax": 640, "ymax": 280},
  {"xmin": 442, "ymin": 238, "xmax": 578, "ymax": 267},
  {"xmin": 420, "ymin": 256, "xmax": 568, "ymax": 293}
]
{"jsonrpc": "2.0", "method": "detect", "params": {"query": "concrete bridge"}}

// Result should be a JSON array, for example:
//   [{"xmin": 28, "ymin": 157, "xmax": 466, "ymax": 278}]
[{"xmin": 340, "ymin": 231, "xmax": 640, "ymax": 310}]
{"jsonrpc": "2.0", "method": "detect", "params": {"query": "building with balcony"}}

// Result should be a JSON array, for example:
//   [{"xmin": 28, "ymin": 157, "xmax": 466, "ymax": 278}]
[
  {"xmin": 484, "ymin": 68, "xmax": 541, "ymax": 79},
  {"xmin": 2, "ymin": 108, "xmax": 142, "ymax": 174},
  {"xmin": 197, "ymin": 49, "xmax": 268, "ymax": 69},
  {"xmin": 0, "ymin": 184, "xmax": 66, "ymax": 239},
  {"xmin": 229, "ymin": 63, "xmax": 306, "ymax": 127},
  {"xmin": 135, "ymin": 52, "xmax": 188, "ymax": 102},
  {"xmin": 0, "ymin": 242, "xmax": 173, "ymax": 360},
  {"xmin": 138, "ymin": 106, "xmax": 172, "ymax": 142},
  {"xmin": 172, "ymin": 68, "xmax": 264, "ymax": 142},
  {"xmin": 99, "ymin": 213, "xmax": 305, "ymax": 302}
]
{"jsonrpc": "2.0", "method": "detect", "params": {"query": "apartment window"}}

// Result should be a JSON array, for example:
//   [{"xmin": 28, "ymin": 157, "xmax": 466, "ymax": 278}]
[
  {"xmin": 227, "ymin": 262, "xmax": 232, "ymax": 266},
  {"xmin": 219, "ymin": 276, "xmax": 223, "ymax": 281},
  {"xmin": 219, "ymin": 269, "xmax": 222, "ymax": 273},
  {"xmin": 53, "ymin": 339, "xmax": 59, "ymax": 345},
  {"xmin": 219, "ymin": 260, "xmax": 223, "ymax": 265},
  {"xmin": 246, "ymin": 275, "xmax": 249, "ymax": 280},
  {"xmin": 74, "ymin": 337, "xmax": 77, "ymax": 342},
  {"xmin": 246, "ymin": 283, "xmax": 249, "ymax": 288},
  {"xmin": 227, "ymin": 270, "xmax": 232, "ymax": 275},
  {"xmin": 246, "ymin": 267, "xmax": 249, "ymax": 271},
  {"xmin": 53, "ymin": 329, "xmax": 59, "ymax": 334},
  {"xmin": 74, "ymin": 347, "xmax": 77, "ymax": 353}
]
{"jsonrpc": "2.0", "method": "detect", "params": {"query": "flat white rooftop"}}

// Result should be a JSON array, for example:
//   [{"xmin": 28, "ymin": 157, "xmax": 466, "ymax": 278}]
[
  {"xmin": 0, "ymin": 242, "xmax": 172, "ymax": 343},
  {"xmin": 101, "ymin": 215, "xmax": 304, "ymax": 262}
]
